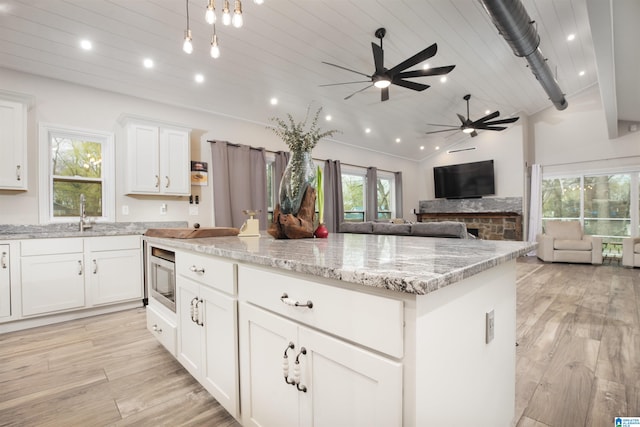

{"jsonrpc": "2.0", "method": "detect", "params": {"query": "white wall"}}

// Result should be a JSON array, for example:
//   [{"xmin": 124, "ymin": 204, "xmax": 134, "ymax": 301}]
[
  {"xmin": 417, "ymin": 121, "xmax": 526, "ymax": 202},
  {"xmin": 0, "ymin": 68, "xmax": 420, "ymax": 226}
]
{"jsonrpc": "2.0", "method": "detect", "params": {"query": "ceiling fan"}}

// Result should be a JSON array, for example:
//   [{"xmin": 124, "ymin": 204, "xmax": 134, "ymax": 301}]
[
  {"xmin": 426, "ymin": 94, "xmax": 519, "ymax": 137},
  {"xmin": 320, "ymin": 28, "xmax": 455, "ymax": 102}
]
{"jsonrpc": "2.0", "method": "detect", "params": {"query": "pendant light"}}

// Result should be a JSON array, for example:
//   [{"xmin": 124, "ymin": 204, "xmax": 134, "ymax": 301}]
[
  {"xmin": 232, "ymin": 0, "xmax": 243, "ymax": 28},
  {"xmin": 222, "ymin": 0, "xmax": 232, "ymax": 26},
  {"xmin": 205, "ymin": 0, "xmax": 216, "ymax": 24},
  {"xmin": 210, "ymin": 25, "xmax": 221, "ymax": 58},
  {"xmin": 183, "ymin": 0, "xmax": 193, "ymax": 54}
]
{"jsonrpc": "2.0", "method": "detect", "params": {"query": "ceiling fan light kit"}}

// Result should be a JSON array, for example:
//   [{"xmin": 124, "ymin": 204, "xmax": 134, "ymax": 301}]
[{"xmin": 322, "ymin": 27, "xmax": 455, "ymax": 102}]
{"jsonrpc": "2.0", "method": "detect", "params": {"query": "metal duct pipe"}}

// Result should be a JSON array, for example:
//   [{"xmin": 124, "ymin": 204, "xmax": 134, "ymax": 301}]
[{"xmin": 479, "ymin": 0, "xmax": 568, "ymax": 110}]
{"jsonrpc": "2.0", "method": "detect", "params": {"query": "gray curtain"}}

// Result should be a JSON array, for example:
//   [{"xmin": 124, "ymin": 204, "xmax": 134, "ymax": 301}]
[
  {"xmin": 323, "ymin": 159, "xmax": 343, "ymax": 233},
  {"xmin": 210, "ymin": 140, "xmax": 267, "ymax": 229},
  {"xmin": 366, "ymin": 167, "xmax": 377, "ymax": 222},
  {"xmin": 394, "ymin": 171, "xmax": 403, "ymax": 218}
]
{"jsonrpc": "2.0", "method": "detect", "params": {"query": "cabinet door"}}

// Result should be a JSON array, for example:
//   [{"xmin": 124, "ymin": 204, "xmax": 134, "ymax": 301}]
[
  {"xmin": 0, "ymin": 99, "xmax": 27, "ymax": 190},
  {"xmin": 127, "ymin": 124, "xmax": 160, "ymax": 193},
  {"xmin": 159, "ymin": 128, "xmax": 190, "ymax": 195},
  {"xmin": 200, "ymin": 285, "xmax": 239, "ymax": 419},
  {"xmin": 240, "ymin": 303, "xmax": 299, "ymax": 427},
  {"xmin": 0, "ymin": 246, "xmax": 10, "ymax": 318},
  {"xmin": 298, "ymin": 327, "xmax": 403, "ymax": 427},
  {"xmin": 21, "ymin": 253, "xmax": 85, "ymax": 316},
  {"xmin": 88, "ymin": 249, "xmax": 142, "ymax": 305},
  {"xmin": 177, "ymin": 277, "xmax": 203, "ymax": 378}
]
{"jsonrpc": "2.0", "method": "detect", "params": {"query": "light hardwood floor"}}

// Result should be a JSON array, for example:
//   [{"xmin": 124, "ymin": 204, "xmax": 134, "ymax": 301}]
[{"xmin": 0, "ymin": 258, "xmax": 638, "ymax": 426}]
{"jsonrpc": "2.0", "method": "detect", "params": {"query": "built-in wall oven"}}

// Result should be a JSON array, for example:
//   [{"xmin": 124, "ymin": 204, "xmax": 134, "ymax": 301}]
[{"xmin": 147, "ymin": 245, "xmax": 176, "ymax": 312}]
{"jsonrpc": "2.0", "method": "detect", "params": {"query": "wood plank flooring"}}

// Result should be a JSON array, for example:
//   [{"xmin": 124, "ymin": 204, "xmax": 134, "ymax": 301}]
[{"xmin": 0, "ymin": 259, "xmax": 638, "ymax": 426}]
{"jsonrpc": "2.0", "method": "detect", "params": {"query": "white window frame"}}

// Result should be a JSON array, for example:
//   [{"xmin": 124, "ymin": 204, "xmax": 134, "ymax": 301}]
[{"xmin": 38, "ymin": 123, "xmax": 115, "ymax": 224}]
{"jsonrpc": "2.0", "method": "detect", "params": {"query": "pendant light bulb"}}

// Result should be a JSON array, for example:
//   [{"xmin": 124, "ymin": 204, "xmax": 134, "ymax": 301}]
[
  {"xmin": 205, "ymin": 0, "xmax": 216, "ymax": 24},
  {"xmin": 222, "ymin": 0, "xmax": 231, "ymax": 26},
  {"xmin": 210, "ymin": 33, "xmax": 220, "ymax": 58},
  {"xmin": 232, "ymin": 0, "xmax": 243, "ymax": 28},
  {"xmin": 183, "ymin": 29, "xmax": 193, "ymax": 54}
]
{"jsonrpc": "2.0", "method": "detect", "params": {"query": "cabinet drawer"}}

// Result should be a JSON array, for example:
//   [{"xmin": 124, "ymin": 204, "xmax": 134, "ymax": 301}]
[
  {"xmin": 147, "ymin": 305, "xmax": 177, "ymax": 356},
  {"xmin": 21, "ymin": 238, "xmax": 83, "ymax": 256},
  {"xmin": 87, "ymin": 235, "xmax": 140, "ymax": 251},
  {"xmin": 238, "ymin": 265, "xmax": 404, "ymax": 358},
  {"xmin": 176, "ymin": 251, "xmax": 235, "ymax": 295}
]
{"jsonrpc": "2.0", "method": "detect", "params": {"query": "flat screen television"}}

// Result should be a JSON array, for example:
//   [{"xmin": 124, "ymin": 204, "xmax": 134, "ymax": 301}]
[{"xmin": 433, "ymin": 159, "xmax": 495, "ymax": 199}]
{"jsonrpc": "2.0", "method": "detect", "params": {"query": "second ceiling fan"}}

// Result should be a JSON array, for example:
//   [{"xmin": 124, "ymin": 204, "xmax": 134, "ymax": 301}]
[
  {"xmin": 426, "ymin": 94, "xmax": 520, "ymax": 137},
  {"xmin": 321, "ymin": 28, "xmax": 455, "ymax": 102}
]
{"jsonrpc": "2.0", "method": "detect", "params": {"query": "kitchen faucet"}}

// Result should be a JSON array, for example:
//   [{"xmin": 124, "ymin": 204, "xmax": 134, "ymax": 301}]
[{"xmin": 79, "ymin": 193, "xmax": 93, "ymax": 231}]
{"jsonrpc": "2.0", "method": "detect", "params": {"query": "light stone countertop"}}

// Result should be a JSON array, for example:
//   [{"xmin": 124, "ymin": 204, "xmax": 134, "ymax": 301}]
[
  {"xmin": 144, "ymin": 232, "xmax": 536, "ymax": 295},
  {"xmin": 0, "ymin": 221, "xmax": 188, "ymax": 240}
]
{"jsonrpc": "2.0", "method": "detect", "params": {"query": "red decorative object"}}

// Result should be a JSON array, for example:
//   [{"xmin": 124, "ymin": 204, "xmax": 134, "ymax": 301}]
[{"xmin": 314, "ymin": 223, "xmax": 329, "ymax": 238}]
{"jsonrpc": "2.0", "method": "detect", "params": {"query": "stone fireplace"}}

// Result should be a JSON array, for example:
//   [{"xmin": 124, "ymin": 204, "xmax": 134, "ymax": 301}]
[{"xmin": 416, "ymin": 197, "xmax": 523, "ymax": 241}]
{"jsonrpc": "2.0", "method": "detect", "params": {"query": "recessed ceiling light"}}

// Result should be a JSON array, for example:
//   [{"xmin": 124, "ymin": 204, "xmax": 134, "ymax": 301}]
[
  {"xmin": 440, "ymin": 76, "xmax": 447, "ymax": 83},
  {"xmin": 423, "ymin": 63, "xmax": 430, "ymax": 70},
  {"xmin": 485, "ymin": 109, "xmax": 490, "ymax": 115},
  {"xmin": 579, "ymin": 70, "xmax": 585, "ymax": 76},
  {"xmin": 567, "ymin": 33, "xmax": 576, "ymax": 41},
  {"xmin": 195, "ymin": 74, "xmax": 204, "ymax": 83},
  {"xmin": 395, "ymin": 138, "xmax": 401, "ymax": 143},
  {"xmin": 365, "ymin": 128, "xmax": 371, "ymax": 134},
  {"xmin": 325, "ymin": 115, "xmax": 332, "ymax": 121},
  {"xmin": 270, "ymin": 97, "xmax": 278, "ymax": 105},
  {"xmin": 80, "ymin": 39, "xmax": 92, "ymax": 50},
  {"xmin": 420, "ymin": 146, "xmax": 425, "ymax": 150},
  {"xmin": 435, "ymin": 146, "xmax": 440, "ymax": 150},
  {"xmin": 143, "ymin": 58, "xmax": 154, "ymax": 69}
]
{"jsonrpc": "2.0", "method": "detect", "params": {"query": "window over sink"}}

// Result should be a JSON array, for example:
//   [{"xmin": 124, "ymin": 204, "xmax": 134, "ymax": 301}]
[{"xmin": 38, "ymin": 123, "xmax": 115, "ymax": 223}]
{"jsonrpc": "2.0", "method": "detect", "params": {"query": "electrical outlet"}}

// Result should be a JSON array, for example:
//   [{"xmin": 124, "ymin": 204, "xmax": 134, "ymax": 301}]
[
  {"xmin": 486, "ymin": 310, "xmax": 495, "ymax": 343},
  {"xmin": 122, "ymin": 205, "xmax": 129, "ymax": 215},
  {"xmin": 160, "ymin": 203, "xmax": 167, "ymax": 215},
  {"xmin": 189, "ymin": 205, "xmax": 199, "ymax": 216}
]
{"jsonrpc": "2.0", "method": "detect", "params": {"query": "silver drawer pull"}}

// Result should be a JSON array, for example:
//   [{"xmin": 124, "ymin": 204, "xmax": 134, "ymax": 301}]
[
  {"xmin": 189, "ymin": 265, "xmax": 205, "ymax": 274},
  {"xmin": 152, "ymin": 324, "xmax": 163, "ymax": 334},
  {"xmin": 280, "ymin": 293, "xmax": 313, "ymax": 309}
]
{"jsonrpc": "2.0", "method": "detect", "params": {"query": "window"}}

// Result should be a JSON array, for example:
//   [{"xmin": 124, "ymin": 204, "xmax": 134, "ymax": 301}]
[
  {"xmin": 39, "ymin": 124, "xmax": 114, "ymax": 223},
  {"xmin": 266, "ymin": 155, "xmax": 275, "ymax": 222},
  {"xmin": 377, "ymin": 172, "xmax": 395, "ymax": 220},
  {"xmin": 542, "ymin": 170, "xmax": 639, "ymax": 243},
  {"xmin": 341, "ymin": 169, "xmax": 366, "ymax": 222}
]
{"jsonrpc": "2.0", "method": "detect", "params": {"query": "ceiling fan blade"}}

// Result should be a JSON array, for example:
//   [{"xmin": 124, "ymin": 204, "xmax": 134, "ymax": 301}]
[
  {"xmin": 392, "ymin": 79, "xmax": 429, "ymax": 91},
  {"xmin": 387, "ymin": 43, "xmax": 438, "ymax": 75},
  {"xmin": 344, "ymin": 84, "xmax": 373, "ymax": 100},
  {"xmin": 396, "ymin": 65, "xmax": 456, "ymax": 79},
  {"xmin": 381, "ymin": 86, "xmax": 390, "ymax": 102},
  {"xmin": 322, "ymin": 61, "xmax": 371, "ymax": 78},
  {"xmin": 482, "ymin": 117, "xmax": 520, "ymax": 125},
  {"xmin": 372, "ymin": 42, "xmax": 384, "ymax": 75},
  {"xmin": 476, "ymin": 126, "xmax": 507, "ymax": 131},
  {"xmin": 426, "ymin": 123, "xmax": 460, "ymax": 128},
  {"xmin": 319, "ymin": 81, "xmax": 372, "ymax": 87},
  {"xmin": 456, "ymin": 113, "xmax": 467, "ymax": 125},
  {"xmin": 472, "ymin": 111, "xmax": 500, "ymax": 125},
  {"xmin": 425, "ymin": 128, "xmax": 459, "ymax": 135}
]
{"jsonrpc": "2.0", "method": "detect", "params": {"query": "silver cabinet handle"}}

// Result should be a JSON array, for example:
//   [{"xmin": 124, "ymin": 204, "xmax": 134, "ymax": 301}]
[
  {"xmin": 165, "ymin": 176, "xmax": 170, "ymax": 188},
  {"xmin": 283, "ymin": 342, "xmax": 295, "ymax": 385},
  {"xmin": 280, "ymin": 293, "xmax": 313, "ymax": 309},
  {"xmin": 77, "ymin": 260, "xmax": 83, "ymax": 275},
  {"xmin": 155, "ymin": 175, "xmax": 160, "ymax": 188},
  {"xmin": 190, "ymin": 297, "xmax": 198, "ymax": 323},
  {"xmin": 189, "ymin": 265, "xmax": 205, "ymax": 274},
  {"xmin": 93, "ymin": 259, "xmax": 97, "ymax": 274},
  {"xmin": 1, "ymin": 252, "xmax": 7, "ymax": 269},
  {"xmin": 16, "ymin": 165, "xmax": 21, "ymax": 181},
  {"xmin": 294, "ymin": 347, "xmax": 308, "ymax": 392},
  {"xmin": 196, "ymin": 299, "xmax": 204, "ymax": 326}
]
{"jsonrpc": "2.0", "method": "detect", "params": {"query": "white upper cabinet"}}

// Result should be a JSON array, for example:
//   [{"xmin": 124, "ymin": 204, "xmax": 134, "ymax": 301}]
[
  {"xmin": 0, "ymin": 98, "xmax": 27, "ymax": 190},
  {"xmin": 124, "ymin": 118, "xmax": 190, "ymax": 195}
]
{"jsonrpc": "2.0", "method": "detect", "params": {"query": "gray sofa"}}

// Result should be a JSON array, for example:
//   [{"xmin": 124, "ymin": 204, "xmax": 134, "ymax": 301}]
[{"xmin": 339, "ymin": 221, "xmax": 470, "ymax": 239}]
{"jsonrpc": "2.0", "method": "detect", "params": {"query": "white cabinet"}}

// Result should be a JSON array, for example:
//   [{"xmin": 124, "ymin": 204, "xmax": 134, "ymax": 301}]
[
  {"xmin": 238, "ymin": 265, "xmax": 403, "ymax": 427},
  {"xmin": 85, "ymin": 235, "xmax": 142, "ymax": 306},
  {"xmin": 20, "ymin": 236, "xmax": 142, "ymax": 317},
  {"xmin": 0, "ymin": 98, "xmax": 27, "ymax": 190},
  {"xmin": 175, "ymin": 251, "xmax": 239, "ymax": 420},
  {"xmin": 1, "ymin": 245, "xmax": 11, "ymax": 318},
  {"xmin": 125, "ymin": 121, "xmax": 190, "ymax": 195}
]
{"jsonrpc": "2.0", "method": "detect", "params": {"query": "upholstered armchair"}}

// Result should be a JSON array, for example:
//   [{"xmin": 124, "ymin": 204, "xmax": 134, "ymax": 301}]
[
  {"xmin": 536, "ymin": 220, "xmax": 602, "ymax": 265},
  {"xmin": 622, "ymin": 237, "xmax": 640, "ymax": 267}
]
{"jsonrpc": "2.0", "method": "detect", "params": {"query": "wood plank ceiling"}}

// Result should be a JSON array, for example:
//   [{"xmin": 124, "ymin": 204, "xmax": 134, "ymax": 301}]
[{"xmin": 0, "ymin": 0, "xmax": 602, "ymax": 159}]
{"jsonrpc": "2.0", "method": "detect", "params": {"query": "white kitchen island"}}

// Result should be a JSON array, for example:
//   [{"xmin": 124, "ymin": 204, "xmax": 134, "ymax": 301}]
[{"xmin": 143, "ymin": 232, "xmax": 535, "ymax": 427}]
